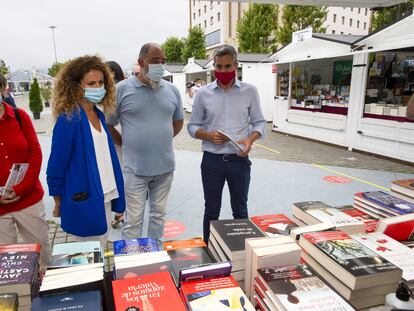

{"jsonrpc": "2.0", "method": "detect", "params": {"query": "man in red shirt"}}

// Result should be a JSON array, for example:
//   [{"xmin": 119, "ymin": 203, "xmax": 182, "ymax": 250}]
[{"xmin": 0, "ymin": 75, "xmax": 51, "ymax": 270}]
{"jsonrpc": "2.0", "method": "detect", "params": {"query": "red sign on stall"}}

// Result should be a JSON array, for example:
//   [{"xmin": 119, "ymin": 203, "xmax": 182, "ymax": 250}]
[{"xmin": 272, "ymin": 64, "xmax": 277, "ymax": 73}]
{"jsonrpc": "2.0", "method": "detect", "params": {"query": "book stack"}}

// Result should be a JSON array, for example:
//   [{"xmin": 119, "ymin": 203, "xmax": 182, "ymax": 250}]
[
  {"xmin": 299, "ymin": 231, "xmax": 403, "ymax": 309},
  {"xmin": 0, "ymin": 244, "xmax": 41, "ymax": 311},
  {"xmin": 255, "ymin": 263, "xmax": 356, "ymax": 311},
  {"xmin": 113, "ymin": 250, "xmax": 176, "ymax": 284},
  {"xmin": 208, "ymin": 219, "xmax": 265, "ymax": 288},
  {"xmin": 0, "ymin": 293, "xmax": 18, "ymax": 311},
  {"xmin": 292, "ymin": 201, "xmax": 366, "ymax": 234},
  {"xmin": 250, "ymin": 214, "xmax": 299, "ymax": 237},
  {"xmin": 352, "ymin": 232, "xmax": 414, "ymax": 290},
  {"xmin": 31, "ymin": 290, "xmax": 102, "ymax": 310},
  {"xmin": 336, "ymin": 205, "xmax": 380, "ymax": 233},
  {"xmin": 163, "ymin": 237, "xmax": 215, "ymax": 282},
  {"xmin": 354, "ymin": 191, "xmax": 414, "ymax": 218},
  {"xmin": 113, "ymin": 237, "xmax": 160, "ymax": 256},
  {"xmin": 180, "ymin": 275, "xmax": 255, "ymax": 311},
  {"xmin": 112, "ymin": 271, "xmax": 186, "ymax": 311},
  {"xmin": 244, "ymin": 236, "xmax": 301, "ymax": 304},
  {"xmin": 178, "ymin": 261, "xmax": 232, "ymax": 285},
  {"xmin": 390, "ymin": 179, "xmax": 414, "ymax": 203},
  {"xmin": 40, "ymin": 241, "xmax": 104, "ymax": 297}
]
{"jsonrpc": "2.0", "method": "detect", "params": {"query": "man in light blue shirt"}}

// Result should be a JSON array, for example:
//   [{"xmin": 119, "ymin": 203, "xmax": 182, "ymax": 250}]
[
  {"xmin": 107, "ymin": 43, "xmax": 183, "ymax": 240},
  {"xmin": 187, "ymin": 45, "xmax": 266, "ymax": 243}
]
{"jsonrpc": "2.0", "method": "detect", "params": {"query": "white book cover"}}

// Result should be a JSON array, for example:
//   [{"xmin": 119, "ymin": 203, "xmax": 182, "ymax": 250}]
[
  {"xmin": 306, "ymin": 207, "xmax": 365, "ymax": 231},
  {"xmin": 1, "ymin": 163, "xmax": 28, "ymax": 196},
  {"xmin": 352, "ymin": 232, "xmax": 414, "ymax": 282}
]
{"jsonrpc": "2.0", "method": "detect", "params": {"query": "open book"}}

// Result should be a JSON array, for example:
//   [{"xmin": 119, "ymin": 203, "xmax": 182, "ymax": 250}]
[
  {"xmin": 0, "ymin": 163, "xmax": 29, "ymax": 196},
  {"xmin": 217, "ymin": 130, "xmax": 244, "ymax": 152}
]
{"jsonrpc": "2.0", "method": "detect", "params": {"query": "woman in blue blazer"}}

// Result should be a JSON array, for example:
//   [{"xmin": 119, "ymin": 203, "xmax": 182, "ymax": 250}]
[{"xmin": 47, "ymin": 56, "xmax": 125, "ymax": 246}]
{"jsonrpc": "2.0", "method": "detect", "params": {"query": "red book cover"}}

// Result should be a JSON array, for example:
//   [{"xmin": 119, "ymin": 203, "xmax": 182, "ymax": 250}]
[
  {"xmin": 337, "ymin": 205, "xmax": 379, "ymax": 232},
  {"xmin": 0, "ymin": 244, "xmax": 40, "ymax": 253},
  {"xmin": 112, "ymin": 271, "xmax": 185, "ymax": 311},
  {"xmin": 250, "ymin": 214, "xmax": 297, "ymax": 236},
  {"xmin": 181, "ymin": 276, "xmax": 255, "ymax": 310},
  {"xmin": 377, "ymin": 217, "xmax": 414, "ymax": 241}
]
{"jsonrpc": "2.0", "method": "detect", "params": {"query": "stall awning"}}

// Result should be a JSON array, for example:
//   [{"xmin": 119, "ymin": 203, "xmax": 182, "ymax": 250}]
[
  {"xmin": 268, "ymin": 35, "xmax": 360, "ymax": 64},
  {"xmin": 217, "ymin": 0, "xmax": 405, "ymax": 8},
  {"xmin": 352, "ymin": 13, "xmax": 414, "ymax": 53}
]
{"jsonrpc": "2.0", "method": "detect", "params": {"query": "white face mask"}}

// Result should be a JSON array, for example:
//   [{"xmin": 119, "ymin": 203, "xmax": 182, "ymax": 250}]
[{"xmin": 146, "ymin": 64, "xmax": 165, "ymax": 82}]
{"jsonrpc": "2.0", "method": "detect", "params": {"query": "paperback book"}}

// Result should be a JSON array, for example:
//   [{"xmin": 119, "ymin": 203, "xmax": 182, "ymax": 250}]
[
  {"xmin": 113, "ymin": 238, "xmax": 159, "ymax": 256},
  {"xmin": 179, "ymin": 261, "xmax": 232, "ymax": 285},
  {"xmin": 257, "ymin": 264, "xmax": 355, "ymax": 311},
  {"xmin": 391, "ymin": 179, "xmax": 414, "ymax": 198},
  {"xmin": 375, "ymin": 213, "xmax": 414, "ymax": 241},
  {"xmin": 31, "ymin": 290, "xmax": 102, "ymax": 310},
  {"xmin": 336, "ymin": 205, "xmax": 379, "ymax": 233},
  {"xmin": 250, "ymin": 214, "xmax": 298, "ymax": 236},
  {"xmin": 0, "ymin": 293, "xmax": 18, "ymax": 311},
  {"xmin": 112, "ymin": 271, "xmax": 186, "ymax": 311},
  {"xmin": 299, "ymin": 231, "xmax": 402, "ymax": 290},
  {"xmin": 0, "ymin": 163, "xmax": 28, "ymax": 196},
  {"xmin": 355, "ymin": 191, "xmax": 414, "ymax": 215},
  {"xmin": 49, "ymin": 241, "xmax": 102, "ymax": 268}
]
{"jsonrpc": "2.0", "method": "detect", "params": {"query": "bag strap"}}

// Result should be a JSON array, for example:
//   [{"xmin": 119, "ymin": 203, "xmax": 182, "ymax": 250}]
[{"xmin": 13, "ymin": 106, "xmax": 22, "ymax": 128}]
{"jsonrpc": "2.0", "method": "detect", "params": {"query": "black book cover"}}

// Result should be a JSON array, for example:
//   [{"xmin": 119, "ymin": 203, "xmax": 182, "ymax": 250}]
[{"xmin": 210, "ymin": 219, "xmax": 265, "ymax": 253}]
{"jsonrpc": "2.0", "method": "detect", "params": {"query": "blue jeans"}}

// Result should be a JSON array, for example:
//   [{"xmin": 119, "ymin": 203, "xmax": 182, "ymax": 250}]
[
  {"xmin": 201, "ymin": 152, "xmax": 251, "ymax": 243},
  {"xmin": 122, "ymin": 171, "xmax": 174, "ymax": 241}
]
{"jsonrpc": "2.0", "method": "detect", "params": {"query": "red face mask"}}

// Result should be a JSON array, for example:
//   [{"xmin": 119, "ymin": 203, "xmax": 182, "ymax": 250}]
[{"xmin": 214, "ymin": 70, "xmax": 236, "ymax": 85}]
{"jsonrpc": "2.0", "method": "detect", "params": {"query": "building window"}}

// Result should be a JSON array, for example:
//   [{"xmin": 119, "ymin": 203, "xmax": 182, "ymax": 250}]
[
  {"xmin": 193, "ymin": 12, "xmax": 195, "ymax": 20},
  {"xmin": 351, "ymin": 7, "xmax": 353, "ymax": 11},
  {"xmin": 210, "ymin": 16, "xmax": 213, "ymax": 25},
  {"xmin": 198, "ymin": 23, "xmax": 201, "ymax": 28},
  {"xmin": 198, "ymin": 9, "xmax": 200, "ymax": 16},
  {"xmin": 364, "ymin": 22, "xmax": 367, "ymax": 30},
  {"xmin": 210, "ymin": 0, "xmax": 213, "ymax": 9},
  {"xmin": 218, "ymin": 12, "xmax": 221, "ymax": 22},
  {"xmin": 204, "ymin": 5, "xmax": 206, "ymax": 13},
  {"xmin": 365, "ymin": 8, "xmax": 368, "ymax": 16},
  {"xmin": 333, "ymin": 14, "xmax": 336, "ymax": 22},
  {"xmin": 204, "ymin": 20, "xmax": 207, "ymax": 28},
  {"xmin": 342, "ymin": 16, "xmax": 345, "ymax": 25},
  {"xmin": 357, "ymin": 20, "xmax": 360, "ymax": 28},
  {"xmin": 358, "ymin": 8, "xmax": 361, "ymax": 14},
  {"xmin": 193, "ymin": 0, "xmax": 195, "ymax": 6},
  {"xmin": 205, "ymin": 29, "xmax": 221, "ymax": 47},
  {"xmin": 341, "ymin": 31, "xmax": 344, "ymax": 34},
  {"xmin": 349, "ymin": 18, "xmax": 353, "ymax": 26},
  {"xmin": 332, "ymin": 29, "xmax": 336, "ymax": 34}
]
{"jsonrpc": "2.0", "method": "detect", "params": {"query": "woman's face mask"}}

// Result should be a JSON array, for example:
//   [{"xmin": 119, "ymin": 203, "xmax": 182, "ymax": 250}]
[{"xmin": 83, "ymin": 86, "xmax": 106, "ymax": 103}]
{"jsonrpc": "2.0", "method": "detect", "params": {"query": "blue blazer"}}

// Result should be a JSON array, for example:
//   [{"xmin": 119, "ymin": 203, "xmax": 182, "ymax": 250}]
[{"xmin": 47, "ymin": 107, "xmax": 125, "ymax": 237}]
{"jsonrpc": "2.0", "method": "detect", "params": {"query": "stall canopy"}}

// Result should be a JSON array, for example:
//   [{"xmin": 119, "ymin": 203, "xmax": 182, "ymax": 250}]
[
  {"xmin": 217, "ymin": 0, "xmax": 405, "ymax": 8},
  {"xmin": 268, "ymin": 34, "xmax": 361, "ymax": 64},
  {"xmin": 352, "ymin": 12, "xmax": 414, "ymax": 53}
]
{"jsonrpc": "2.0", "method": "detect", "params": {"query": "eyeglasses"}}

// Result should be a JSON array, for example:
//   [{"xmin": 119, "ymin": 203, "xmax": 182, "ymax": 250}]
[{"xmin": 134, "ymin": 72, "xmax": 140, "ymax": 77}]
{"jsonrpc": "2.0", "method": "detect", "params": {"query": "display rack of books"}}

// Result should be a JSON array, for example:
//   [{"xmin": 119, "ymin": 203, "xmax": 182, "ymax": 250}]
[
  {"xmin": 363, "ymin": 51, "xmax": 414, "ymax": 122},
  {"xmin": 277, "ymin": 69, "xmax": 290, "ymax": 97}
]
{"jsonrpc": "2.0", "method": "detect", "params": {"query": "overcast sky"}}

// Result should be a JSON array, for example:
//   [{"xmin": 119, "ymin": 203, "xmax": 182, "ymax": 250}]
[{"xmin": 2, "ymin": 0, "xmax": 189, "ymax": 71}]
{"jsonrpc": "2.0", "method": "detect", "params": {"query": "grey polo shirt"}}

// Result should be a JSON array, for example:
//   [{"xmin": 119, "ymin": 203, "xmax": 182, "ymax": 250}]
[{"xmin": 107, "ymin": 76, "xmax": 183, "ymax": 176}]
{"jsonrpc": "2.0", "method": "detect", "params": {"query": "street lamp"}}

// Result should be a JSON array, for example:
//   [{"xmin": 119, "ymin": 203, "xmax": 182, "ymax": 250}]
[{"xmin": 49, "ymin": 25, "xmax": 58, "ymax": 64}]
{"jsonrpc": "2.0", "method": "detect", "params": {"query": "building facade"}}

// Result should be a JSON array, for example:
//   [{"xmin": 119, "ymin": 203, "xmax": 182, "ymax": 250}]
[{"xmin": 189, "ymin": 1, "xmax": 372, "ymax": 55}]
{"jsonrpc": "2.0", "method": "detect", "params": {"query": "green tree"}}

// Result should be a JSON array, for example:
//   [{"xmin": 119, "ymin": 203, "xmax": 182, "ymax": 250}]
[
  {"xmin": 236, "ymin": 4, "xmax": 279, "ymax": 53},
  {"xmin": 0, "ymin": 60, "xmax": 8, "ymax": 75},
  {"xmin": 29, "ymin": 78, "xmax": 43, "ymax": 118},
  {"xmin": 182, "ymin": 27, "xmax": 206, "ymax": 62},
  {"xmin": 48, "ymin": 62, "xmax": 66, "ymax": 77},
  {"xmin": 276, "ymin": 5, "xmax": 327, "ymax": 46},
  {"xmin": 162, "ymin": 37, "xmax": 185, "ymax": 63},
  {"xmin": 371, "ymin": 1, "xmax": 413, "ymax": 31}
]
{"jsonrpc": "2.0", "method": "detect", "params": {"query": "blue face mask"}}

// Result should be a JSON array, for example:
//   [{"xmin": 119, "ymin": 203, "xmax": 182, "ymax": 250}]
[
  {"xmin": 83, "ymin": 86, "xmax": 106, "ymax": 103},
  {"xmin": 146, "ymin": 64, "xmax": 165, "ymax": 82}
]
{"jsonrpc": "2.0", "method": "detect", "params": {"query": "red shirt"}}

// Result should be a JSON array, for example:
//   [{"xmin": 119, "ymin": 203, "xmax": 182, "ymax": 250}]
[{"xmin": 0, "ymin": 103, "xmax": 44, "ymax": 215}]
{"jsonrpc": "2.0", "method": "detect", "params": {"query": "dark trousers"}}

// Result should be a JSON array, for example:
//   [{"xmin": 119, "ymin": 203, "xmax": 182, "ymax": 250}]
[{"xmin": 201, "ymin": 151, "xmax": 251, "ymax": 243}]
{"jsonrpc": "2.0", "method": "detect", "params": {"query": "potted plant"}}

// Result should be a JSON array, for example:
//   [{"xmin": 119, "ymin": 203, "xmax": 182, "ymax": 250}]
[
  {"xmin": 29, "ymin": 78, "xmax": 43, "ymax": 120},
  {"xmin": 40, "ymin": 86, "xmax": 52, "ymax": 108}
]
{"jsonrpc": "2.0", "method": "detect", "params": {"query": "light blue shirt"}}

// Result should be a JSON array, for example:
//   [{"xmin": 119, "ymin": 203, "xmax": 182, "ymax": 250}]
[
  {"xmin": 107, "ymin": 76, "xmax": 183, "ymax": 176},
  {"xmin": 187, "ymin": 79, "xmax": 266, "ymax": 154}
]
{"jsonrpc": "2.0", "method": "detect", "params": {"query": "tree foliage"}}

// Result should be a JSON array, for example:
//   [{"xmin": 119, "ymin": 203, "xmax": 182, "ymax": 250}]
[
  {"xmin": 371, "ymin": 1, "xmax": 413, "ymax": 31},
  {"xmin": 29, "ymin": 78, "xmax": 43, "ymax": 113},
  {"xmin": 0, "ymin": 60, "xmax": 8, "ymax": 75},
  {"xmin": 48, "ymin": 62, "xmax": 66, "ymax": 77},
  {"xmin": 162, "ymin": 37, "xmax": 185, "ymax": 63},
  {"xmin": 276, "ymin": 5, "xmax": 327, "ymax": 46},
  {"xmin": 236, "ymin": 4, "xmax": 279, "ymax": 53},
  {"xmin": 181, "ymin": 27, "xmax": 206, "ymax": 62}
]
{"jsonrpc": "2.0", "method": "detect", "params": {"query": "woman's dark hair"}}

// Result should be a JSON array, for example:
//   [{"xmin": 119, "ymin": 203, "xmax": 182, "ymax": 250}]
[
  {"xmin": 106, "ymin": 61, "xmax": 125, "ymax": 83},
  {"xmin": 0, "ymin": 73, "xmax": 7, "ymax": 89}
]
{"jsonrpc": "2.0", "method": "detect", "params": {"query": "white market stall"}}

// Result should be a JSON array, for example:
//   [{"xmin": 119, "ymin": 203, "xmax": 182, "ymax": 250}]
[
  {"xmin": 347, "ymin": 13, "xmax": 414, "ymax": 163},
  {"xmin": 269, "ymin": 29, "xmax": 361, "ymax": 147}
]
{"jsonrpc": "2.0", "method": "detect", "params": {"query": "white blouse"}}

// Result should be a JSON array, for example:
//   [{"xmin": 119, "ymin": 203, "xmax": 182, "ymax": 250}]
[{"xmin": 89, "ymin": 119, "xmax": 118, "ymax": 202}]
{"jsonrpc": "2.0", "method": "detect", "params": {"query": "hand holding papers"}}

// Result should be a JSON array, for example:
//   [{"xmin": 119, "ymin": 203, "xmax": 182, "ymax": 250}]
[{"xmin": 217, "ymin": 130, "xmax": 245, "ymax": 152}]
